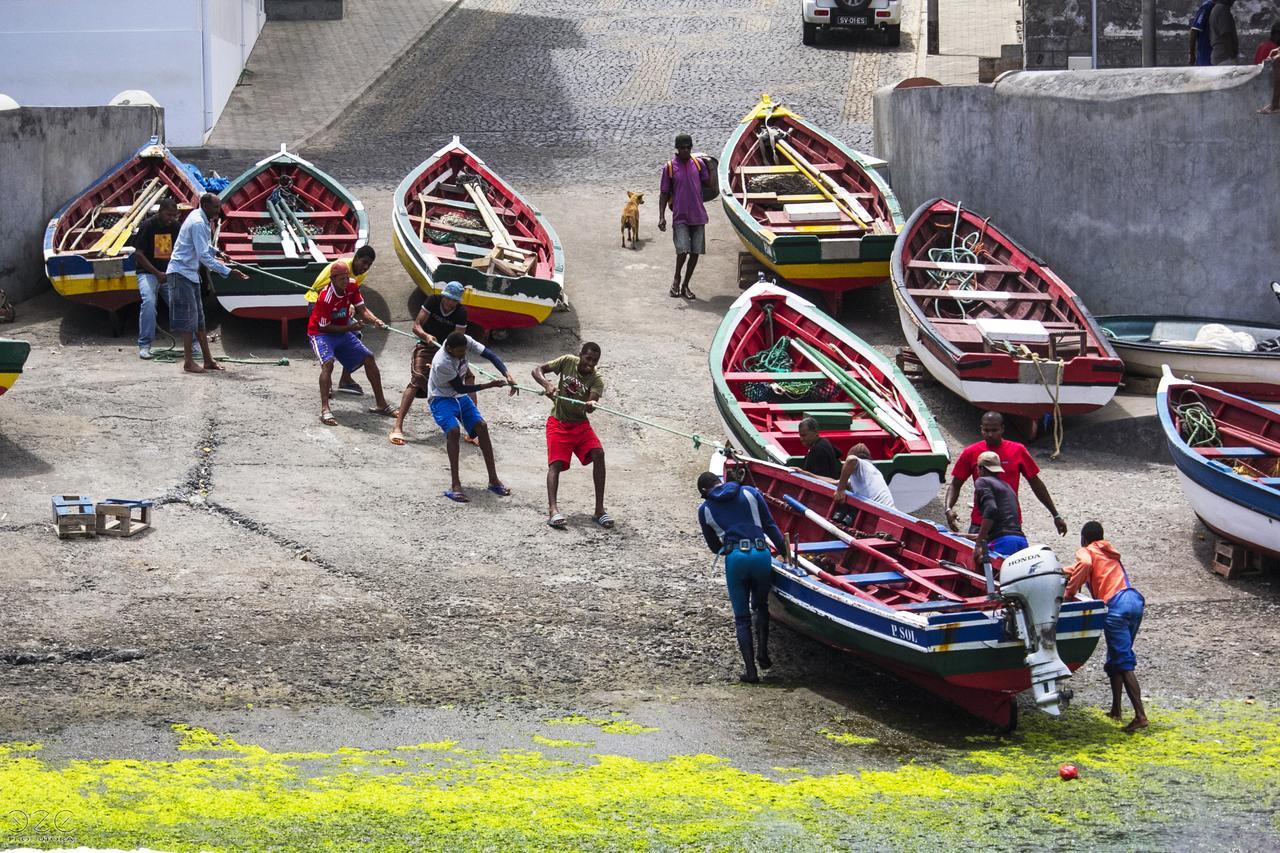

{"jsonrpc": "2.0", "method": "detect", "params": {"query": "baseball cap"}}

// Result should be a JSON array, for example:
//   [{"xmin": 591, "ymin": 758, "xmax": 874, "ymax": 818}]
[
  {"xmin": 977, "ymin": 451, "xmax": 1004, "ymax": 472},
  {"xmin": 441, "ymin": 281, "xmax": 465, "ymax": 301}
]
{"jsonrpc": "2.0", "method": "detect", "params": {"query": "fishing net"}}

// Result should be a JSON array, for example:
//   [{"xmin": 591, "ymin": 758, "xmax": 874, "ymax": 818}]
[
  {"xmin": 427, "ymin": 211, "xmax": 484, "ymax": 245},
  {"xmin": 739, "ymin": 336, "xmax": 832, "ymax": 401},
  {"xmin": 746, "ymin": 174, "xmax": 811, "ymax": 196}
]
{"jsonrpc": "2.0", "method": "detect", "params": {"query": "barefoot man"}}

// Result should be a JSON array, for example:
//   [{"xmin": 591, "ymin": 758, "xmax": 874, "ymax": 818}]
[
  {"xmin": 1065, "ymin": 521, "xmax": 1149, "ymax": 732},
  {"xmin": 429, "ymin": 331, "xmax": 518, "ymax": 503},
  {"xmin": 166, "ymin": 193, "xmax": 249, "ymax": 373},
  {"xmin": 389, "ymin": 280, "xmax": 470, "ymax": 446},
  {"xmin": 532, "ymin": 342, "xmax": 610, "ymax": 529},
  {"xmin": 307, "ymin": 261, "xmax": 394, "ymax": 426}
]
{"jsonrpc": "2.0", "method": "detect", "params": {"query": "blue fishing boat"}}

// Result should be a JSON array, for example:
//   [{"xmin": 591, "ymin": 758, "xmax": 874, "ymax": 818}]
[{"xmin": 1157, "ymin": 366, "xmax": 1280, "ymax": 557}]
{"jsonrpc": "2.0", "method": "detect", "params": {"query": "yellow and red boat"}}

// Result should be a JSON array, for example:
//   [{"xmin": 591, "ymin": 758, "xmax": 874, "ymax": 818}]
[
  {"xmin": 0, "ymin": 337, "xmax": 31, "ymax": 398},
  {"xmin": 43, "ymin": 138, "xmax": 202, "ymax": 326}
]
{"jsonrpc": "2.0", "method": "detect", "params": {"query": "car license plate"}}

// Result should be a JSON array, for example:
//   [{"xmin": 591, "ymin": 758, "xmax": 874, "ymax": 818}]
[{"xmin": 835, "ymin": 14, "xmax": 870, "ymax": 26}]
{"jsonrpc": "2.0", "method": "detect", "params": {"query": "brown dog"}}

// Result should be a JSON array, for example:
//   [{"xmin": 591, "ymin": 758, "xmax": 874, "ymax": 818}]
[{"xmin": 620, "ymin": 191, "xmax": 643, "ymax": 249}]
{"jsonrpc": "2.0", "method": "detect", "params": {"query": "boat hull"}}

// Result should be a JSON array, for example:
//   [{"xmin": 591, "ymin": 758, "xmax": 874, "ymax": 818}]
[
  {"xmin": 391, "ymin": 138, "xmax": 565, "ymax": 333},
  {"xmin": 0, "ymin": 338, "xmax": 31, "ymax": 398},
  {"xmin": 1172, "ymin": 466, "xmax": 1280, "ymax": 557},
  {"xmin": 895, "ymin": 295, "xmax": 1121, "ymax": 417},
  {"xmin": 43, "ymin": 141, "xmax": 202, "ymax": 315}
]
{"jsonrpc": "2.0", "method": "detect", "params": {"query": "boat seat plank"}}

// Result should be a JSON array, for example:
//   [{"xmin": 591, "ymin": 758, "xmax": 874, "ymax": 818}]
[
  {"xmin": 842, "ymin": 571, "xmax": 909, "ymax": 586},
  {"xmin": 722, "ymin": 371, "xmax": 827, "ymax": 382},
  {"xmin": 739, "ymin": 165, "xmax": 801, "ymax": 175},
  {"xmin": 452, "ymin": 243, "xmax": 492, "ymax": 258},
  {"xmin": 739, "ymin": 402, "xmax": 858, "ymax": 412},
  {"xmin": 908, "ymin": 260, "xmax": 1020, "ymax": 274},
  {"xmin": 907, "ymin": 289, "xmax": 1052, "ymax": 302},
  {"xmin": 1259, "ymin": 477, "xmax": 1280, "ymax": 486},
  {"xmin": 409, "ymin": 216, "xmax": 491, "ymax": 239},
  {"xmin": 1194, "ymin": 446, "xmax": 1267, "ymax": 458},
  {"xmin": 796, "ymin": 541, "xmax": 849, "ymax": 554}
]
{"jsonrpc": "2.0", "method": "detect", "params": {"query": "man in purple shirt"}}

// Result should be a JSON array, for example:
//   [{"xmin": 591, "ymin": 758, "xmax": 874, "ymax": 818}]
[{"xmin": 658, "ymin": 133, "xmax": 713, "ymax": 299}]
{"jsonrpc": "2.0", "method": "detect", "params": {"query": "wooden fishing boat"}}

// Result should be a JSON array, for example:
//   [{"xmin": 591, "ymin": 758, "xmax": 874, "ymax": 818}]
[
  {"xmin": 1099, "ymin": 314, "xmax": 1280, "ymax": 402},
  {"xmin": 723, "ymin": 457, "xmax": 1104, "ymax": 729},
  {"xmin": 719, "ymin": 95, "xmax": 904, "ymax": 314},
  {"xmin": 1157, "ymin": 367, "xmax": 1280, "ymax": 558},
  {"xmin": 42, "ymin": 138, "xmax": 202, "ymax": 325},
  {"xmin": 214, "ymin": 145, "xmax": 368, "ymax": 346},
  {"xmin": 391, "ymin": 137, "xmax": 564, "ymax": 333},
  {"xmin": 0, "ymin": 338, "xmax": 31, "ymax": 398},
  {"xmin": 891, "ymin": 199, "xmax": 1124, "ymax": 418},
  {"xmin": 710, "ymin": 281, "xmax": 949, "ymax": 513}
]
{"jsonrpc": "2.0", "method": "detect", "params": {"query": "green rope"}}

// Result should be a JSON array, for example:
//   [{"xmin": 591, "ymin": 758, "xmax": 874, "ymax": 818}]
[
  {"xmin": 1175, "ymin": 401, "xmax": 1221, "ymax": 447},
  {"xmin": 740, "ymin": 335, "xmax": 813, "ymax": 398},
  {"xmin": 146, "ymin": 329, "xmax": 290, "ymax": 366}
]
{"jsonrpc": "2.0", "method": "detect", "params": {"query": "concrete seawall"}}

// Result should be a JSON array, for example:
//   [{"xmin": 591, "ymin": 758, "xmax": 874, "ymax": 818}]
[
  {"xmin": 0, "ymin": 106, "xmax": 160, "ymax": 304},
  {"xmin": 873, "ymin": 66, "xmax": 1280, "ymax": 323}
]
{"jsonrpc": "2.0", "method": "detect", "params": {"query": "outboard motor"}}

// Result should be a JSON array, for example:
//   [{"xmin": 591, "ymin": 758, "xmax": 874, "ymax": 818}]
[{"xmin": 999, "ymin": 545, "xmax": 1073, "ymax": 716}]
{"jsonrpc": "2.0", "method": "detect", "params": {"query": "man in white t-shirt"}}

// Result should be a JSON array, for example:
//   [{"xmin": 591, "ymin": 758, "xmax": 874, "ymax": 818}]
[
  {"xmin": 428, "ymin": 331, "xmax": 518, "ymax": 503},
  {"xmin": 830, "ymin": 443, "xmax": 896, "ymax": 513}
]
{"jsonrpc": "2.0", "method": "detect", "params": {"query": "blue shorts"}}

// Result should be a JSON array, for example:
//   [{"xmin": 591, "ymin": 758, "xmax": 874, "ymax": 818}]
[
  {"xmin": 725, "ymin": 546, "xmax": 772, "ymax": 619},
  {"xmin": 1103, "ymin": 588, "xmax": 1144, "ymax": 674},
  {"xmin": 988, "ymin": 534, "xmax": 1029, "ymax": 558},
  {"xmin": 310, "ymin": 332, "xmax": 372, "ymax": 373},
  {"xmin": 430, "ymin": 395, "xmax": 483, "ymax": 437},
  {"xmin": 167, "ymin": 273, "xmax": 205, "ymax": 333}
]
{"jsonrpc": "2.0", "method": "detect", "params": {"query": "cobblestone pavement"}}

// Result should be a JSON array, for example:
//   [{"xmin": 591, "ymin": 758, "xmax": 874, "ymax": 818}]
[
  {"xmin": 208, "ymin": 0, "xmax": 454, "ymax": 150},
  {"xmin": 303, "ymin": 0, "xmax": 922, "ymax": 188}
]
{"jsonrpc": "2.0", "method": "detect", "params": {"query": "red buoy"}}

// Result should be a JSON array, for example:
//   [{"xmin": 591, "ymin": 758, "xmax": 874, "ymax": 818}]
[{"xmin": 1058, "ymin": 764, "xmax": 1079, "ymax": 780}]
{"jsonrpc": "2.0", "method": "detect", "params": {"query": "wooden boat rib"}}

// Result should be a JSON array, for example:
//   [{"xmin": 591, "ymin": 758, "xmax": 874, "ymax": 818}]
[
  {"xmin": 724, "ymin": 457, "xmax": 1104, "ymax": 729},
  {"xmin": 1157, "ymin": 367, "xmax": 1280, "ymax": 557},
  {"xmin": 719, "ymin": 95, "xmax": 904, "ymax": 313},
  {"xmin": 391, "ymin": 136, "xmax": 564, "ymax": 333},
  {"xmin": 214, "ymin": 145, "xmax": 368, "ymax": 346},
  {"xmin": 43, "ymin": 139, "xmax": 202, "ymax": 319},
  {"xmin": 711, "ymin": 281, "xmax": 948, "ymax": 513},
  {"xmin": 1099, "ymin": 314, "xmax": 1280, "ymax": 402},
  {"xmin": 0, "ymin": 337, "xmax": 31, "ymax": 398},
  {"xmin": 891, "ymin": 198, "xmax": 1124, "ymax": 417}
]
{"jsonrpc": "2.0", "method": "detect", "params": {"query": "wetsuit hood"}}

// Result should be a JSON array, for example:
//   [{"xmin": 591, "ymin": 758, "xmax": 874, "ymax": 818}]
[{"xmin": 706, "ymin": 481, "xmax": 743, "ymax": 502}]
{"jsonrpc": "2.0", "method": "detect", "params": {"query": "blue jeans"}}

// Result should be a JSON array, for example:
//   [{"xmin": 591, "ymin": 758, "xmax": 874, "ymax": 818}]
[
  {"xmin": 725, "ymin": 546, "xmax": 772, "ymax": 619},
  {"xmin": 1103, "ymin": 588, "xmax": 1144, "ymax": 674},
  {"xmin": 136, "ymin": 272, "xmax": 168, "ymax": 347},
  {"xmin": 988, "ymin": 534, "xmax": 1029, "ymax": 559}
]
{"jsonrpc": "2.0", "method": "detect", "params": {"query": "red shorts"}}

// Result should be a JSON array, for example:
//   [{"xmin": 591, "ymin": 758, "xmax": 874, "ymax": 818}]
[{"xmin": 546, "ymin": 416, "xmax": 602, "ymax": 467}]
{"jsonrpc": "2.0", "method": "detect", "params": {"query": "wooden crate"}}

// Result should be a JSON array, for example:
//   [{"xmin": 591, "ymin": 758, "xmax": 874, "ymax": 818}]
[
  {"xmin": 95, "ymin": 499, "xmax": 153, "ymax": 537},
  {"xmin": 737, "ymin": 251, "xmax": 774, "ymax": 290},
  {"xmin": 52, "ymin": 495, "xmax": 96, "ymax": 539},
  {"xmin": 1213, "ymin": 538, "xmax": 1263, "ymax": 579},
  {"xmin": 895, "ymin": 347, "xmax": 927, "ymax": 380}
]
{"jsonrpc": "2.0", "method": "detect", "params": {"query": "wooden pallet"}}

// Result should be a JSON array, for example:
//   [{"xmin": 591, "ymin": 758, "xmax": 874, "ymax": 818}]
[
  {"xmin": 95, "ymin": 499, "xmax": 153, "ymax": 537},
  {"xmin": 1212, "ymin": 538, "xmax": 1265, "ymax": 579},
  {"xmin": 52, "ymin": 495, "xmax": 96, "ymax": 539},
  {"xmin": 737, "ymin": 251, "xmax": 778, "ymax": 290},
  {"xmin": 895, "ymin": 347, "xmax": 928, "ymax": 380}
]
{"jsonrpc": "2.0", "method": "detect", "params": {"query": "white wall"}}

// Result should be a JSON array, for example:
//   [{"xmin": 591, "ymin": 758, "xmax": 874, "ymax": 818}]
[{"xmin": 0, "ymin": 0, "xmax": 263, "ymax": 146}]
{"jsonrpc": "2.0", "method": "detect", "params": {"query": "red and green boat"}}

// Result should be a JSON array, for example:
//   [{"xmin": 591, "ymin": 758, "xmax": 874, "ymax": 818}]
[
  {"xmin": 719, "ymin": 95, "xmax": 903, "ymax": 314},
  {"xmin": 725, "ymin": 457, "xmax": 1105, "ymax": 729},
  {"xmin": 215, "ymin": 145, "xmax": 368, "ymax": 346},
  {"xmin": 0, "ymin": 337, "xmax": 31, "ymax": 398}
]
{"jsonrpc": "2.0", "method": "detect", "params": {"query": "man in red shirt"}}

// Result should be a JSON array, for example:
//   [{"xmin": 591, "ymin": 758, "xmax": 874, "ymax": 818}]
[
  {"xmin": 307, "ymin": 261, "xmax": 393, "ymax": 426},
  {"xmin": 944, "ymin": 411, "xmax": 1067, "ymax": 537}
]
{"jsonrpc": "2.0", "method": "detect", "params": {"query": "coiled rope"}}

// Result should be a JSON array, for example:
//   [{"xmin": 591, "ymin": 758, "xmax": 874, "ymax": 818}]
[{"xmin": 740, "ymin": 335, "xmax": 814, "ymax": 400}]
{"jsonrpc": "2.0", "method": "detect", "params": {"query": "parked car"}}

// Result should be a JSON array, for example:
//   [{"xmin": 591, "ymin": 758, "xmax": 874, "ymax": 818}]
[{"xmin": 802, "ymin": 0, "xmax": 902, "ymax": 47}]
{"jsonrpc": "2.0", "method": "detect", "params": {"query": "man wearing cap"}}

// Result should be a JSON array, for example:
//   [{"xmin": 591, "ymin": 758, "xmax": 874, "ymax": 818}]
[
  {"xmin": 696, "ymin": 471, "xmax": 788, "ymax": 684},
  {"xmin": 658, "ymin": 133, "xmax": 714, "ymax": 300},
  {"xmin": 308, "ymin": 260, "xmax": 394, "ymax": 426},
  {"xmin": 389, "ymin": 280, "xmax": 472, "ymax": 445},
  {"xmin": 971, "ymin": 451, "xmax": 1029, "ymax": 562},
  {"xmin": 309, "ymin": 246, "xmax": 377, "ymax": 396},
  {"xmin": 944, "ymin": 411, "xmax": 1067, "ymax": 538}
]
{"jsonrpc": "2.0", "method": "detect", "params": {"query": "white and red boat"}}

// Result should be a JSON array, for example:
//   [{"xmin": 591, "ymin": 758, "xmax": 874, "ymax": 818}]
[{"xmin": 891, "ymin": 199, "xmax": 1123, "ymax": 417}]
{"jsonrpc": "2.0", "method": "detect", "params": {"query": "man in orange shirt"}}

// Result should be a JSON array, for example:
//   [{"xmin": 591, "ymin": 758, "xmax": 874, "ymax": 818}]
[{"xmin": 1064, "ymin": 521, "xmax": 1148, "ymax": 732}]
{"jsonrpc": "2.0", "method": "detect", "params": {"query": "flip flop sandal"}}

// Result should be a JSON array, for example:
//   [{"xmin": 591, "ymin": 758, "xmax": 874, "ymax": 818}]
[
  {"xmin": 464, "ymin": 434, "xmax": 481, "ymax": 446},
  {"xmin": 682, "ymin": 289, "xmax": 697, "ymax": 300},
  {"xmin": 443, "ymin": 490, "xmax": 470, "ymax": 503},
  {"xmin": 368, "ymin": 403, "xmax": 396, "ymax": 416},
  {"xmin": 547, "ymin": 513, "xmax": 568, "ymax": 529},
  {"xmin": 668, "ymin": 285, "xmax": 682, "ymax": 298},
  {"xmin": 320, "ymin": 411, "xmax": 337, "ymax": 426},
  {"xmin": 593, "ymin": 513, "xmax": 615, "ymax": 529},
  {"xmin": 388, "ymin": 431, "xmax": 407, "ymax": 446},
  {"xmin": 336, "ymin": 382, "xmax": 364, "ymax": 395},
  {"xmin": 487, "ymin": 483, "xmax": 512, "ymax": 497}
]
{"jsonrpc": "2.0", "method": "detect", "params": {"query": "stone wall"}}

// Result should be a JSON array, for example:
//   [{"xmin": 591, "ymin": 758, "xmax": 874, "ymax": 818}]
[
  {"xmin": 873, "ymin": 66, "xmax": 1280, "ymax": 324},
  {"xmin": 0, "ymin": 106, "xmax": 161, "ymax": 303},
  {"xmin": 1024, "ymin": 0, "xmax": 1277, "ymax": 69}
]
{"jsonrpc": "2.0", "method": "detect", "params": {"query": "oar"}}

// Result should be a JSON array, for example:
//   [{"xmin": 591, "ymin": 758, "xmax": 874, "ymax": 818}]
[
  {"xmin": 791, "ymin": 338, "xmax": 920, "ymax": 442},
  {"xmin": 266, "ymin": 199, "xmax": 300, "ymax": 259},
  {"xmin": 773, "ymin": 139, "xmax": 870, "ymax": 228},
  {"xmin": 780, "ymin": 494, "xmax": 963, "ymax": 602}
]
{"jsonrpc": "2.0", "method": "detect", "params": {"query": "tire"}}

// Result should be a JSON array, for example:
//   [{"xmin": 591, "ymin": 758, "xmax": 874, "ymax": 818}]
[
  {"xmin": 803, "ymin": 21, "xmax": 817, "ymax": 46},
  {"xmin": 885, "ymin": 24, "xmax": 901, "ymax": 46}
]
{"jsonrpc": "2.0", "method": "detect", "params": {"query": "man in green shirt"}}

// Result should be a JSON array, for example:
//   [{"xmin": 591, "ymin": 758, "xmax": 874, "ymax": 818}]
[{"xmin": 532, "ymin": 342, "xmax": 610, "ymax": 529}]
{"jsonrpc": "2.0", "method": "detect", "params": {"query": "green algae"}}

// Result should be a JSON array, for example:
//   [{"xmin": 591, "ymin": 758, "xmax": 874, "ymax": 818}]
[
  {"xmin": 818, "ymin": 729, "xmax": 879, "ymax": 746},
  {"xmin": 0, "ymin": 702, "xmax": 1276, "ymax": 852},
  {"xmin": 530, "ymin": 735, "xmax": 595, "ymax": 749},
  {"xmin": 544, "ymin": 714, "xmax": 660, "ymax": 735}
]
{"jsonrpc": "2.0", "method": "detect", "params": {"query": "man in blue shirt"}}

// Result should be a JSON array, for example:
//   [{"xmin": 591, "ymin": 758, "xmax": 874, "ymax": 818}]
[
  {"xmin": 1189, "ymin": 0, "xmax": 1215, "ymax": 65},
  {"xmin": 165, "ymin": 193, "xmax": 247, "ymax": 373},
  {"xmin": 697, "ymin": 471, "xmax": 787, "ymax": 683}
]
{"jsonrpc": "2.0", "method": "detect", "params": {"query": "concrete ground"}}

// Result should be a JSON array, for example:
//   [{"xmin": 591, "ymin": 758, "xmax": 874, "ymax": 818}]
[{"xmin": 2, "ymin": 0, "xmax": 1279, "ymax": 848}]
